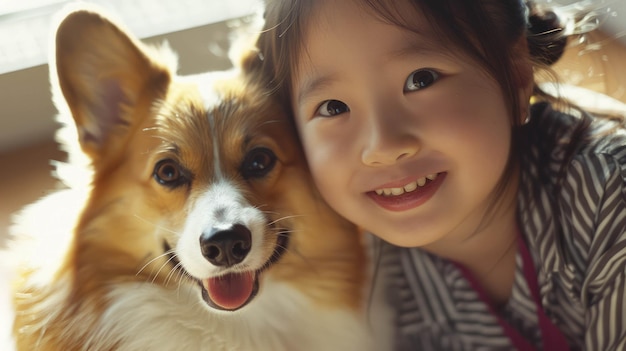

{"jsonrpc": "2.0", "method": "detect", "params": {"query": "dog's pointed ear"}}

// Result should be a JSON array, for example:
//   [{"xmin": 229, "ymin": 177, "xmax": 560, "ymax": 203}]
[{"xmin": 52, "ymin": 7, "xmax": 171, "ymax": 159}]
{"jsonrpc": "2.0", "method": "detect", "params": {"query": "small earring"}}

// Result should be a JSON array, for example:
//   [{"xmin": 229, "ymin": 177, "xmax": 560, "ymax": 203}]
[{"xmin": 522, "ymin": 109, "xmax": 531, "ymax": 125}]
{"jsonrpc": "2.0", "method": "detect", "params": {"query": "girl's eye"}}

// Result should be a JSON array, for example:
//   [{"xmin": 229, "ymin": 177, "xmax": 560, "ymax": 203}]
[
  {"xmin": 404, "ymin": 69, "xmax": 439, "ymax": 92},
  {"xmin": 316, "ymin": 99, "xmax": 350, "ymax": 117}
]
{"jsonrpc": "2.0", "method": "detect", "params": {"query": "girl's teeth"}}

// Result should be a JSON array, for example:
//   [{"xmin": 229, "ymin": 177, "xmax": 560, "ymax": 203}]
[
  {"xmin": 374, "ymin": 173, "xmax": 438, "ymax": 197},
  {"xmin": 391, "ymin": 187, "xmax": 404, "ymax": 195},
  {"xmin": 403, "ymin": 182, "xmax": 417, "ymax": 192}
]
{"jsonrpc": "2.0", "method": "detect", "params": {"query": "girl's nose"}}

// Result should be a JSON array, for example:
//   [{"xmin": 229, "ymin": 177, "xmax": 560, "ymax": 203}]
[{"xmin": 360, "ymin": 113, "xmax": 420, "ymax": 166}]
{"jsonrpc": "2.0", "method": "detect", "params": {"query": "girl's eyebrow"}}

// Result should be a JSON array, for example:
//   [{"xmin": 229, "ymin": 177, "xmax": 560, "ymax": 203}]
[
  {"xmin": 387, "ymin": 34, "xmax": 447, "ymax": 61},
  {"xmin": 296, "ymin": 72, "xmax": 339, "ymax": 104},
  {"xmin": 389, "ymin": 42, "xmax": 438, "ymax": 60}
]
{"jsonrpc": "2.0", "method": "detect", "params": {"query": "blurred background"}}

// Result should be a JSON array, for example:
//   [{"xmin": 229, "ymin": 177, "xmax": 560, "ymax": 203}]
[{"xmin": 0, "ymin": 0, "xmax": 625, "ymax": 246}]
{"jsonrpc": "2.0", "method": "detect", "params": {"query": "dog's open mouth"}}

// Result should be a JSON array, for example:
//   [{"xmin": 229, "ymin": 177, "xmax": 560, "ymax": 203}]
[
  {"xmin": 201, "ymin": 271, "xmax": 258, "ymax": 310},
  {"xmin": 164, "ymin": 230, "xmax": 289, "ymax": 311}
]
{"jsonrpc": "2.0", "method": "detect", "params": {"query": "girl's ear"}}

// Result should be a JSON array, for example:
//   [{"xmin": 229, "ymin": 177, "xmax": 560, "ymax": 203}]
[{"xmin": 511, "ymin": 37, "xmax": 535, "ymax": 123}]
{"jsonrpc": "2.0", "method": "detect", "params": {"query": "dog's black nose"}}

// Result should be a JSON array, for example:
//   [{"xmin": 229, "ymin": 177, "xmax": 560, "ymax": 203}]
[{"xmin": 200, "ymin": 224, "xmax": 252, "ymax": 267}]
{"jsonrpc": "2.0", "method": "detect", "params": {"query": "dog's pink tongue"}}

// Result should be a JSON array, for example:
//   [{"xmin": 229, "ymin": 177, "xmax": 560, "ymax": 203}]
[{"xmin": 205, "ymin": 272, "xmax": 254, "ymax": 310}]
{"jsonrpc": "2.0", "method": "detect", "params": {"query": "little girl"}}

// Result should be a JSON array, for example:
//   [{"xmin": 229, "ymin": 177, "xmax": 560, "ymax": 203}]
[{"xmin": 254, "ymin": 0, "xmax": 626, "ymax": 349}]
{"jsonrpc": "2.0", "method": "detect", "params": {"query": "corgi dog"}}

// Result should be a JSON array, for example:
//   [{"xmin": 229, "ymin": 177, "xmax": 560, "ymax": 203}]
[{"xmin": 5, "ymin": 5, "xmax": 372, "ymax": 351}]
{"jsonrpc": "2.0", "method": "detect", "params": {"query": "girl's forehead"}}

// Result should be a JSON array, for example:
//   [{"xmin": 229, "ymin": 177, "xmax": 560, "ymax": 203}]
[{"xmin": 302, "ymin": 0, "xmax": 440, "ymax": 56}]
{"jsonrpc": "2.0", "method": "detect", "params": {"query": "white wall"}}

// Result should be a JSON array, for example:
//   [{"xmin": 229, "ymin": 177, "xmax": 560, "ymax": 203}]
[{"xmin": 0, "ymin": 19, "xmax": 241, "ymax": 152}]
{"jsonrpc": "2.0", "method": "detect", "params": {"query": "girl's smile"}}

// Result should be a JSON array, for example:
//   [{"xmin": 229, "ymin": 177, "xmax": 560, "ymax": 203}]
[
  {"xmin": 372, "ymin": 172, "xmax": 440, "ymax": 196},
  {"xmin": 367, "ymin": 172, "xmax": 447, "ymax": 212}
]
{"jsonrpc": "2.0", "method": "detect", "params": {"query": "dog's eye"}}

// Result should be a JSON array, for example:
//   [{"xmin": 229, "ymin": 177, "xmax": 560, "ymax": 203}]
[
  {"xmin": 241, "ymin": 148, "xmax": 277, "ymax": 179},
  {"xmin": 154, "ymin": 159, "xmax": 188, "ymax": 188}
]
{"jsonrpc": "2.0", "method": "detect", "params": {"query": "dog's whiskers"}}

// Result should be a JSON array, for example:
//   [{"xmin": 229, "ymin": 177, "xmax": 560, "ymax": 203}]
[
  {"xmin": 172, "ymin": 263, "xmax": 183, "ymax": 281},
  {"xmin": 167, "ymin": 262, "xmax": 196, "ymax": 301},
  {"xmin": 259, "ymin": 210, "xmax": 279, "ymax": 217},
  {"xmin": 267, "ymin": 214, "xmax": 305, "ymax": 226},
  {"xmin": 268, "ymin": 227, "xmax": 303, "ymax": 236},
  {"xmin": 148, "ymin": 251, "xmax": 179, "ymax": 284},
  {"xmin": 164, "ymin": 261, "xmax": 183, "ymax": 286},
  {"xmin": 132, "ymin": 214, "xmax": 178, "ymax": 235},
  {"xmin": 136, "ymin": 251, "xmax": 172, "ymax": 276}
]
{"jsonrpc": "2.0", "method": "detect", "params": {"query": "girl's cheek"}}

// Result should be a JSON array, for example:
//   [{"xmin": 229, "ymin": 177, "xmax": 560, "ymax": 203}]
[
  {"xmin": 301, "ymin": 131, "xmax": 329, "ymax": 163},
  {"xmin": 296, "ymin": 114, "xmax": 353, "ymax": 170},
  {"xmin": 296, "ymin": 123, "xmax": 322, "ymax": 161},
  {"xmin": 300, "ymin": 128, "xmax": 342, "ymax": 178}
]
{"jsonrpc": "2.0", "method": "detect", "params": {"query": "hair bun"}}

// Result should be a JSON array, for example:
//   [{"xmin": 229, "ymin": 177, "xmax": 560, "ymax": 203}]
[{"xmin": 527, "ymin": 6, "xmax": 568, "ymax": 65}]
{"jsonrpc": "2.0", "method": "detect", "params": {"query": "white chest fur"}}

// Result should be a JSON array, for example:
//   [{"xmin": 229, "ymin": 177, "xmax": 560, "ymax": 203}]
[{"xmin": 98, "ymin": 279, "xmax": 373, "ymax": 351}]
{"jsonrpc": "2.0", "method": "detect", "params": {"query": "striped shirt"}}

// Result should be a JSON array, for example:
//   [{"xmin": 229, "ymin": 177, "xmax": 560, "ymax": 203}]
[{"xmin": 378, "ymin": 102, "xmax": 626, "ymax": 350}]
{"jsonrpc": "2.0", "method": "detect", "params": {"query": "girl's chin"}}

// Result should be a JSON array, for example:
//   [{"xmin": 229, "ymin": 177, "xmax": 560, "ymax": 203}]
[{"xmin": 364, "ymin": 219, "xmax": 444, "ymax": 248}]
